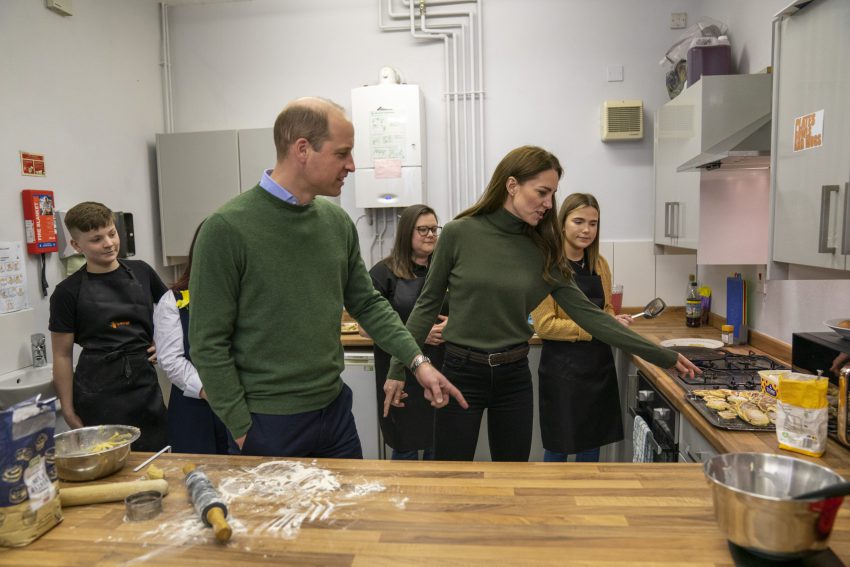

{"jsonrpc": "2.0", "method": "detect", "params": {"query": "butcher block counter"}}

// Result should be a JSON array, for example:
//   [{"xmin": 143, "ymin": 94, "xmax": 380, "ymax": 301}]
[
  {"xmin": 7, "ymin": 452, "xmax": 850, "ymax": 565},
  {"xmin": 626, "ymin": 310, "xmax": 850, "ymax": 471}
]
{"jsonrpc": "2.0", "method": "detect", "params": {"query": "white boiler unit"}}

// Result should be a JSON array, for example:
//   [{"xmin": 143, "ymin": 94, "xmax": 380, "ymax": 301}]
[{"xmin": 351, "ymin": 83, "xmax": 425, "ymax": 208}]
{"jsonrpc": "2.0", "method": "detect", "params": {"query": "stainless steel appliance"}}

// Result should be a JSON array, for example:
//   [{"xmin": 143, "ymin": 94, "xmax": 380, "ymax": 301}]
[
  {"xmin": 628, "ymin": 372, "xmax": 679, "ymax": 462},
  {"xmin": 793, "ymin": 332, "xmax": 850, "ymax": 448},
  {"xmin": 664, "ymin": 347, "xmax": 788, "ymax": 391}
]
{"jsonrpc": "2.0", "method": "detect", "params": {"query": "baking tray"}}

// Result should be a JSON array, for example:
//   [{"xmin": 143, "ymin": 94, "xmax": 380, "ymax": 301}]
[{"xmin": 684, "ymin": 393, "xmax": 775, "ymax": 432}]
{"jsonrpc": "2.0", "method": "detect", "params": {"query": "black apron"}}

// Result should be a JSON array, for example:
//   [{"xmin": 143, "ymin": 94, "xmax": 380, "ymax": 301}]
[
  {"xmin": 538, "ymin": 264, "xmax": 623, "ymax": 454},
  {"xmin": 373, "ymin": 272, "xmax": 446, "ymax": 452},
  {"xmin": 72, "ymin": 261, "xmax": 167, "ymax": 452}
]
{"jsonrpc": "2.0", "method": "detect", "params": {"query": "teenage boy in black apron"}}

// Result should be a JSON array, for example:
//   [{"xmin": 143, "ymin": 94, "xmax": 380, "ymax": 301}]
[{"xmin": 49, "ymin": 201, "xmax": 168, "ymax": 452}]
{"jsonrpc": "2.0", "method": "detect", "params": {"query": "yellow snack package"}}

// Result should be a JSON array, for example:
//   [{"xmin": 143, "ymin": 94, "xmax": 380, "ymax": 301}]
[
  {"xmin": 758, "ymin": 369, "xmax": 790, "ymax": 398},
  {"xmin": 776, "ymin": 372, "xmax": 828, "ymax": 457}
]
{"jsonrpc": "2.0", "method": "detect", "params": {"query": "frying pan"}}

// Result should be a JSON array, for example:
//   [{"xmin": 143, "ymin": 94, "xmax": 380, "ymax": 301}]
[{"xmin": 631, "ymin": 297, "xmax": 667, "ymax": 320}]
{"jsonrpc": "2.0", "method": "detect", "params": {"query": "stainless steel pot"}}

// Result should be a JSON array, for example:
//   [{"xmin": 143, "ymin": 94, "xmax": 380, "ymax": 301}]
[{"xmin": 704, "ymin": 452, "xmax": 845, "ymax": 557}]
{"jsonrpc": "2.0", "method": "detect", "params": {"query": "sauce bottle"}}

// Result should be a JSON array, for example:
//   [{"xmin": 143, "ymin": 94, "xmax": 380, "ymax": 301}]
[{"xmin": 686, "ymin": 274, "xmax": 702, "ymax": 328}]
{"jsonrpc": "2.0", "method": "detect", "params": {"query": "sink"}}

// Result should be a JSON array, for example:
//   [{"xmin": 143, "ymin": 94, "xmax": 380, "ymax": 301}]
[{"xmin": 0, "ymin": 366, "xmax": 56, "ymax": 410}]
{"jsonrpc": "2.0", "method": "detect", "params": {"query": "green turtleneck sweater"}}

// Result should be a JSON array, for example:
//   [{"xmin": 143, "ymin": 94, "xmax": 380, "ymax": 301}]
[
  {"xmin": 387, "ymin": 207, "xmax": 678, "ymax": 380},
  {"xmin": 189, "ymin": 186, "xmax": 421, "ymax": 437}
]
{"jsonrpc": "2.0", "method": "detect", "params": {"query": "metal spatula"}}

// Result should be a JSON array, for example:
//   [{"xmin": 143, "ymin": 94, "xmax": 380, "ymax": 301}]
[{"xmin": 631, "ymin": 297, "xmax": 667, "ymax": 320}]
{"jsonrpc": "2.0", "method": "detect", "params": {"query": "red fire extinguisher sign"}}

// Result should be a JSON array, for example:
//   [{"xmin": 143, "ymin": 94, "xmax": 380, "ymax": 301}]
[{"xmin": 21, "ymin": 189, "xmax": 58, "ymax": 254}]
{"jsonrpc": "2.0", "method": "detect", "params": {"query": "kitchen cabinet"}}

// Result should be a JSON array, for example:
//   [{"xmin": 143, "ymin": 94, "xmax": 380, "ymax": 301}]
[
  {"xmin": 678, "ymin": 416, "xmax": 718, "ymax": 463},
  {"xmin": 771, "ymin": 0, "xmax": 850, "ymax": 271},
  {"xmin": 653, "ymin": 99, "xmax": 700, "ymax": 249},
  {"xmin": 654, "ymin": 75, "xmax": 772, "ymax": 252},
  {"xmin": 342, "ymin": 350, "xmax": 381, "ymax": 459},
  {"xmin": 155, "ymin": 128, "xmax": 274, "ymax": 265}
]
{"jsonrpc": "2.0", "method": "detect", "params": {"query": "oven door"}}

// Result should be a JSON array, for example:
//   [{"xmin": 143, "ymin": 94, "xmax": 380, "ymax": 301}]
[{"xmin": 630, "ymin": 372, "xmax": 680, "ymax": 462}]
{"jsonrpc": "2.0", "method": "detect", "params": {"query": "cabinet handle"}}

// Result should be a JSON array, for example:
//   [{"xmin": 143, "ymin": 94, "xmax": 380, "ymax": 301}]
[
  {"xmin": 842, "ymin": 182, "xmax": 850, "ymax": 256},
  {"xmin": 819, "ymin": 185, "xmax": 839, "ymax": 253},
  {"xmin": 664, "ymin": 202, "xmax": 671, "ymax": 237},
  {"xmin": 671, "ymin": 202, "xmax": 681, "ymax": 239}
]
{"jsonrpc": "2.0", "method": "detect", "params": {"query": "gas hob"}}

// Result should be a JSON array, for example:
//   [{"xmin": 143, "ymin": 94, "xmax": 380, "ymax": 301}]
[{"xmin": 664, "ymin": 347, "xmax": 789, "ymax": 391}]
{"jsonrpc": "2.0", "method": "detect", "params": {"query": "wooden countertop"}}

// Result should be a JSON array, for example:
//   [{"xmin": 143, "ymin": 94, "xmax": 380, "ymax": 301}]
[
  {"xmin": 627, "ymin": 311, "xmax": 850, "ymax": 471},
  {"xmin": 9, "ymin": 452, "xmax": 850, "ymax": 565}
]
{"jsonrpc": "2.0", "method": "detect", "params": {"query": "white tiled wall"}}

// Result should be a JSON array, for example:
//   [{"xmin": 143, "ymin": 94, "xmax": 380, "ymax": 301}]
[
  {"xmin": 601, "ymin": 240, "xmax": 696, "ymax": 308},
  {"xmin": 0, "ymin": 309, "xmax": 35, "ymax": 375}
]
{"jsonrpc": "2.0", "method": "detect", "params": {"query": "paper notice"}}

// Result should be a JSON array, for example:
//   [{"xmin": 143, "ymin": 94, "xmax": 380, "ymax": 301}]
[
  {"xmin": 374, "ymin": 159, "xmax": 402, "ymax": 179},
  {"xmin": 0, "ymin": 241, "xmax": 29, "ymax": 314}
]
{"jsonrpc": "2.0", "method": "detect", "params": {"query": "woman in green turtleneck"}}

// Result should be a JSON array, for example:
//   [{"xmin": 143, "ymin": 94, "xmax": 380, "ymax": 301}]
[{"xmin": 384, "ymin": 145, "xmax": 699, "ymax": 462}]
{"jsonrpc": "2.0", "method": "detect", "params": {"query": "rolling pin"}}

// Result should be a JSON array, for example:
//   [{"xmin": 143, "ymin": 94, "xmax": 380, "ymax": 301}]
[
  {"xmin": 183, "ymin": 463, "xmax": 231, "ymax": 543},
  {"xmin": 59, "ymin": 479, "xmax": 169, "ymax": 507}
]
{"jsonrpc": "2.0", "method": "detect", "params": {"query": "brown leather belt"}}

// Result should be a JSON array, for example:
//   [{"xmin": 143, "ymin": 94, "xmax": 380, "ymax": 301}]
[{"xmin": 444, "ymin": 342, "xmax": 530, "ymax": 367}]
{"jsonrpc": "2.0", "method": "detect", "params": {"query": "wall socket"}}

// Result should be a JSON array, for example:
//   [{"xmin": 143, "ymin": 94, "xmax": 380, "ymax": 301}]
[{"xmin": 670, "ymin": 12, "xmax": 687, "ymax": 29}]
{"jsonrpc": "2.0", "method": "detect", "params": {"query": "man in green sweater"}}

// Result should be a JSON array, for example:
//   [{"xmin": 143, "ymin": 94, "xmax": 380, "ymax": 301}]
[{"xmin": 189, "ymin": 97, "xmax": 466, "ymax": 458}]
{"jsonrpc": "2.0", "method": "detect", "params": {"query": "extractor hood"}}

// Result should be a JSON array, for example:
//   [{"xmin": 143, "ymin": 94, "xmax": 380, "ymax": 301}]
[{"xmin": 674, "ymin": 74, "xmax": 773, "ymax": 172}]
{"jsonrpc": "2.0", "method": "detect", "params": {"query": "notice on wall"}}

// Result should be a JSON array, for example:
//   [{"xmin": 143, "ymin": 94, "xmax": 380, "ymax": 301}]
[
  {"xmin": 793, "ymin": 110, "xmax": 823, "ymax": 152},
  {"xmin": 368, "ymin": 109, "xmax": 407, "ymax": 161},
  {"xmin": 374, "ymin": 158, "xmax": 402, "ymax": 179},
  {"xmin": 0, "ymin": 242, "xmax": 29, "ymax": 314},
  {"xmin": 20, "ymin": 151, "xmax": 46, "ymax": 177}
]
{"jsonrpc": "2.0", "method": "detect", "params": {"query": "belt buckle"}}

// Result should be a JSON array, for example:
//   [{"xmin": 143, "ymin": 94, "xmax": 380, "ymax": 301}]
[{"xmin": 487, "ymin": 352, "xmax": 503, "ymax": 367}]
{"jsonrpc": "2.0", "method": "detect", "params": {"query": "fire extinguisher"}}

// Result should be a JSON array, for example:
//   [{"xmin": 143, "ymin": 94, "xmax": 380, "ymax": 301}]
[{"xmin": 21, "ymin": 189, "xmax": 58, "ymax": 297}]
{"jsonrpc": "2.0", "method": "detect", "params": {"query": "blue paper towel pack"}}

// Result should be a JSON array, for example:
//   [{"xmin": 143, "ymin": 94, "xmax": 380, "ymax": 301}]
[{"xmin": 726, "ymin": 274, "xmax": 748, "ymax": 344}]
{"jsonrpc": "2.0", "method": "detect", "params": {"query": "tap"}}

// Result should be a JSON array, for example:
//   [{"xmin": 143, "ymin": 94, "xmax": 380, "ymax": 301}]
[{"xmin": 31, "ymin": 333, "xmax": 47, "ymax": 368}]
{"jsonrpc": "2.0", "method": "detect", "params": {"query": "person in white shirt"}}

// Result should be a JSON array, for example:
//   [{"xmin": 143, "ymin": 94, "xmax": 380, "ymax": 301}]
[{"xmin": 153, "ymin": 222, "xmax": 228, "ymax": 454}]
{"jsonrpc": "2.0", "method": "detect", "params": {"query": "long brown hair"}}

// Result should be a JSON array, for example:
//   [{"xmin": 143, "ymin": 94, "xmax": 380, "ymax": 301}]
[
  {"xmin": 385, "ymin": 204, "xmax": 438, "ymax": 280},
  {"xmin": 456, "ymin": 145, "xmax": 568, "ymax": 282},
  {"xmin": 559, "ymin": 193, "xmax": 601, "ymax": 274},
  {"xmin": 172, "ymin": 221, "xmax": 205, "ymax": 292}
]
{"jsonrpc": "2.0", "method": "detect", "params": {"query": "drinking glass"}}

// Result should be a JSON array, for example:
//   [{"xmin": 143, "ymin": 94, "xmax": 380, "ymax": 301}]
[{"xmin": 611, "ymin": 284, "xmax": 624, "ymax": 315}]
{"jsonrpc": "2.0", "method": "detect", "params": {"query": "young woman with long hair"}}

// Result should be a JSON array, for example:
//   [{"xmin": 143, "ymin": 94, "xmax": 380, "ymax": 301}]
[
  {"xmin": 532, "ymin": 193, "xmax": 632, "ymax": 462},
  {"xmin": 367, "ymin": 204, "xmax": 448, "ymax": 460},
  {"xmin": 383, "ymin": 146, "xmax": 698, "ymax": 462}
]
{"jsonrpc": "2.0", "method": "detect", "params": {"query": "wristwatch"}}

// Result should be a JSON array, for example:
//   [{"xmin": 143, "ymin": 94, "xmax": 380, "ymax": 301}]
[{"xmin": 409, "ymin": 354, "xmax": 431, "ymax": 374}]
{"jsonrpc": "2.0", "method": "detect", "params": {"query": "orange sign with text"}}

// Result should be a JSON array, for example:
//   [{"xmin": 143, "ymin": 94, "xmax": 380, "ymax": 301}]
[
  {"xmin": 20, "ymin": 152, "xmax": 46, "ymax": 176},
  {"xmin": 793, "ymin": 110, "xmax": 824, "ymax": 152}
]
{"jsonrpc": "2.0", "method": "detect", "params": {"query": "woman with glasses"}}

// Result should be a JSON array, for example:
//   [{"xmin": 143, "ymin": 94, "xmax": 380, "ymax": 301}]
[
  {"xmin": 383, "ymin": 146, "xmax": 698, "ymax": 462},
  {"xmin": 532, "ymin": 193, "xmax": 632, "ymax": 463},
  {"xmin": 366, "ymin": 204, "xmax": 448, "ymax": 460}
]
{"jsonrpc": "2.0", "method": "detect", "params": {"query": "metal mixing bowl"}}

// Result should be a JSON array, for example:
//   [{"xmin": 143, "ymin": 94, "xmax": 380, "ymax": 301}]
[
  {"xmin": 704, "ymin": 452, "xmax": 845, "ymax": 558},
  {"xmin": 54, "ymin": 425, "xmax": 140, "ymax": 482}
]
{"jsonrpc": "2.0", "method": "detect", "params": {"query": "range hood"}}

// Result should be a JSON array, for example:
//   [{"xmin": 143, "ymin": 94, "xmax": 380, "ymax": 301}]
[{"xmin": 674, "ymin": 74, "xmax": 773, "ymax": 172}]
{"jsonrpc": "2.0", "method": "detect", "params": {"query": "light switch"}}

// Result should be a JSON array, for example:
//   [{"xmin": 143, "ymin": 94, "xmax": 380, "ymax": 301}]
[{"xmin": 606, "ymin": 65, "xmax": 624, "ymax": 82}]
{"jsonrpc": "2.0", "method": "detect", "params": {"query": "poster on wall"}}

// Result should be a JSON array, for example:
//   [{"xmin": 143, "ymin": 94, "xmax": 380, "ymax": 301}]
[
  {"xmin": 20, "ymin": 152, "xmax": 46, "ymax": 177},
  {"xmin": 0, "ymin": 241, "xmax": 29, "ymax": 314}
]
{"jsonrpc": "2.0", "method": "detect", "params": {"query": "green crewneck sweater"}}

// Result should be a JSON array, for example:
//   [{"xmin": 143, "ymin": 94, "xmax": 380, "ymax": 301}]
[
  {"xmin": 387, "ymin": 207, "xmax": 678, "ymax": 380},
  {"xmin": 189, "ymin": 187, "xmax": 421, "ymax": 437}
]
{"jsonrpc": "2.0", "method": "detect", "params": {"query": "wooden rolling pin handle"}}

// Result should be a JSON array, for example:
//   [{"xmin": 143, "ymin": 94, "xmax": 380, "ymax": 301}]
[
  {"xmin": 59, "ymin": 479, "xmax": 169, "ymax": 507},
  {"xmin": 206, "ymin": 506, "xmax": 232, "ymax": 543}
]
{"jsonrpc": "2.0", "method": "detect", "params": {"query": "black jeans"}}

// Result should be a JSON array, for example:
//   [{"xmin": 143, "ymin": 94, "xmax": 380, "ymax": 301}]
[{"xmin": 436, "ymin": 345, "xmax": 533, "ymax": 461}]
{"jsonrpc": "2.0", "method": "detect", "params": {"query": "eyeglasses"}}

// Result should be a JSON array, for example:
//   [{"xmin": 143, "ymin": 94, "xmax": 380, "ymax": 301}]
[{"xmin": 414, "ymin": 225, "xmax": 442, "ymax": 236}]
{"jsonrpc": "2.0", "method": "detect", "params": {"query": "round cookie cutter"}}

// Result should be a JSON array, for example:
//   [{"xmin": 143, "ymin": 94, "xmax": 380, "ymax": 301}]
[{"xmin": 124, "ymin": 490, "xmax": 163, "ymax": 521}]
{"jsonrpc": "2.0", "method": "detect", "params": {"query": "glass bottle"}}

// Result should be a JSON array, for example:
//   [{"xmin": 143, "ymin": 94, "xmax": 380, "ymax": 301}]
[
  {"xmin": 686, "ymin": 274, "xmax": 702, "ymax": 328},
  {"xmin": 721, "ymin": 324, "xmax": 735, "ymax": 346}
]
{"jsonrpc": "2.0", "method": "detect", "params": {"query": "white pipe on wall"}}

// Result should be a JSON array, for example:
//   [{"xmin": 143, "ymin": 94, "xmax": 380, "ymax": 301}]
[
  {"xmin": 379, "ymin": 0, "xmax": 483, "ymax": 217},
  {"xmin": 159, "ymin": 3, "xmax": 174, "ymax": 134}
]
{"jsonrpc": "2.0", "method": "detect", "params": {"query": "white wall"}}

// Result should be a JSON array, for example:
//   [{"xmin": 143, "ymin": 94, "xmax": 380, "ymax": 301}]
[{"xmin": 0, "ymin": 0, "xmax": 164, "ymax": 373}]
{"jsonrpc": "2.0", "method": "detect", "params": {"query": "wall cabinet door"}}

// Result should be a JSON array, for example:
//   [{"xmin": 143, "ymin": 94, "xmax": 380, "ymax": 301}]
[
  {"xmin": 654, "ymin": 102, "xmax": 700, "ymax": 250},
  {"xmin": 772, "ymin": 0, "xmax": 850, "ymax": 270},
  {"xmin": 156, "ymin": 128, "xmax": 275, "ymax": 265}
]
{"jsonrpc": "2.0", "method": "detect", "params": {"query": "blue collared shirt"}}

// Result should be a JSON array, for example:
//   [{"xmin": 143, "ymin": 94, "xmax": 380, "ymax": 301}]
[{"xmin": 259, "ymin": 169, "xmax": 299, "ymax": 205}]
